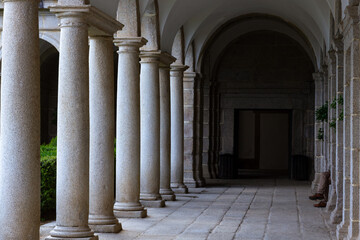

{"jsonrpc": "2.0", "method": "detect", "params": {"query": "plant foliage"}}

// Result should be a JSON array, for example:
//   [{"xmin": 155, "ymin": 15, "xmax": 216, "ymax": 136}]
[
  {"xmin": 40, "ymin": 137, "xmax": 57, "ymax": 216},
  {"xmin": 317, "ymin": 128, "xmax": 324, "ymax": 141},
  {"xmin": 316, "ymin": 102, "xmax": 328, "ymax": 122}
]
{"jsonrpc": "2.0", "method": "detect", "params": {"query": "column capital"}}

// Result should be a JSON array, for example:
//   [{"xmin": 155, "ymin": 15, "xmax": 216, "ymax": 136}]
[
  {"xmin": 184, "ymin": 71, "xmax": 197, "ymax": 82},
  {"xmin": 114, "ymin": 37, "xmax": 147, "ymax": 48},
  {"xmin": 313, "ymin": 72, "xmax": 324, "ymax": 82},
  {"xmin": 159, "ymin": 52, "xmax": 176, "ymax": 68},
  {"xmin": 171, "ymin": 64, "xmax": 189, "ymax": 72},
  {"xmin": 140, "ymin": 50, "xmax": 161, "ymax": 63}
]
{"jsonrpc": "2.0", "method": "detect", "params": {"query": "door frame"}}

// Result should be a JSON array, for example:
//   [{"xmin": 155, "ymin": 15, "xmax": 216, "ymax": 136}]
[{"xmin": 233, "ymin": 109, "xmax": 293, "ymax": 174}]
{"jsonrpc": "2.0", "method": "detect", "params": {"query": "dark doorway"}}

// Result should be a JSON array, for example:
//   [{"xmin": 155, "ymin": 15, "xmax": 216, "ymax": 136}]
[{"xmin": 234, "ymin": 109, "xmax": 292, "ymax": 175}]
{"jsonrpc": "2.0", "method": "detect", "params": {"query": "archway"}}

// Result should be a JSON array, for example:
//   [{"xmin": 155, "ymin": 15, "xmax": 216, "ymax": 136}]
[
  {"xmin": 40, "ymin": 39, "xmax": 59, "ymax": 144},
  {"xmin": 200, "ymin": 18, "xmax": 316, "ymax": 179}
]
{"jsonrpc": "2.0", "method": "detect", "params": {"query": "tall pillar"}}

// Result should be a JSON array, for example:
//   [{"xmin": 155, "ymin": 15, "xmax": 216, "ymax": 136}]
[
  {"xmin": 113, "ymin": 37, "xmax": 148, "ymax": 217},
  {"xmin": 159, "ymin": 53, "xmax": 177, "ymax": 201},
  {"xmin": 88, "ymin": 37, "xmax": 122, "ymax": 232},
  {"xmin": 312, "ymin": 72, "xmax": 324, "ymax": 193},
  {"xmin": 183, "ymin": 71, "xmax": 198, "ymax": 188},
  {"xmin": 337, "ymin": 6, "xmax": 358, "ymax": 238},
  {"xmin": 171, "ymin": 64, "xmax": 189, "ymax": 193},
  {"xmin": 347, "ymin": 25, "xmax": 360, "ymax": 240},
  {"xmin": 330, "ymin": 37, "xmax": 344, "ymax": 224},
  {"xmin": 326, "ymin": 49, "xmax": 337, "ymax": 212},
  {"xmin": 47, "ymin": 5, "xmax": 97, "ymax": 240},
  {"xmin": 140, "ymin": 51, "xmax": 165, "ymax": 208},
  {"xmin": 0, "ymin": 0, "xmax": 40, "ymax": 239},
  {"xmin": 337, "ymin": 37, "xmax": 351, "ymax": 240}
]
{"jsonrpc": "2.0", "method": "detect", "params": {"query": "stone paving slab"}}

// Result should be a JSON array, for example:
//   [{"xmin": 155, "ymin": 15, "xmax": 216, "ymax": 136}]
[{"xmin": 40, "ymin": 178, "xmax": 335, "ymax": 240}]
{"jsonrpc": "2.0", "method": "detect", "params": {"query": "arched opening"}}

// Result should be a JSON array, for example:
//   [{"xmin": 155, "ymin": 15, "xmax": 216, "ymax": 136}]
[
  {"xmin": 201, "ymin": 21, "xmax": 316, "ymax": 180},
  {"xmin": 40, "ymin": 39, "xmax": 59, "ymax": 144}
]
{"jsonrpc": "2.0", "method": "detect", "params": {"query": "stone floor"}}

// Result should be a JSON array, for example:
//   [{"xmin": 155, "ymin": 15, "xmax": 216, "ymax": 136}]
[{"xmin": 40, "ymin": 178, "xmax": 335, "ymax": 240}]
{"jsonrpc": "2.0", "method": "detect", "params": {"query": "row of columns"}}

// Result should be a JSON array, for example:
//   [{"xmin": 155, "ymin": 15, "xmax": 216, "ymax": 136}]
[
  {"xmin": 312, "ymin": 4, "xmax": 360, "ymax": 240},
  {"xmin": 0, "ymin": 1, "xmax": 191, "ymax": 239}
]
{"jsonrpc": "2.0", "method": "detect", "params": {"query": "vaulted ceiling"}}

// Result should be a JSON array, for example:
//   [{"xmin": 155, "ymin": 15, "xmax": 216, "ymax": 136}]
[{"xmin": 90, "ymin": 0, "xmax": 336, "ymax": 69}]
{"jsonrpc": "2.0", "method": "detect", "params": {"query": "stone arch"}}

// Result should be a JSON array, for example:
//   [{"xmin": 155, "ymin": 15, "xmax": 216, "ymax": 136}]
[
  {"xmin": 199, "ymin": 19, "xmax": 316, "ymax": 178},
  {"xmin": 141, "ymin": 0, "xmax": 161, "ymax": 51},
  {"xmin": 116, "ymin": 0, "xmax": 140, "ymax": 37},
  {"xmin": 172, "ymin": 26, "xmax": 185, "ymax": 65}
]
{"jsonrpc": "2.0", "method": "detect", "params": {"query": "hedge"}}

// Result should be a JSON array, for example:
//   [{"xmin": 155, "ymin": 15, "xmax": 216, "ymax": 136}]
[{"xmin": 40, "ymin": 137, "xmax": 57, "ymax": 218}]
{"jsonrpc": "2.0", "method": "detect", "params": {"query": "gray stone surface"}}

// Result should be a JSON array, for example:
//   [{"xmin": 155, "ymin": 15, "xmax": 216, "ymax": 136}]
[{"xmin": 40, "ymin": 179, "xmax": 334, "ymax": 240}]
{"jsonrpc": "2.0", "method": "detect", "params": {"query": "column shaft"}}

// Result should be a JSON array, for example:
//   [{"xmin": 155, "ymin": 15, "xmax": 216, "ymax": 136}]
[
  {"xmin": 183, "ymin": 72, "xmax": 198, "ymax": 187},
  {"xmin": 48, "ymin": 10, "xmax": 97, "ymax": 240},
  {"xmin": 88, "ymin": 37, "xmax": 121, "ymax": 232},
  {"xmin": 114, "ymin": 38, "xmax": 147, "ymax": 217},
  {"xmin": 327, "ymin": 52, "xmax": 337, "ymax": 212},
  {"xmin": 140, "ymin": 52, "xmax": 165, "ymax": 207},
  {"xmin": 0, "ymin": 0, "xmax": 40, "ymax": 239},
  {"xmin": 160, "ymin": 64, "xmax": 176, "ymax": 201},
  {"xmin": 347, "ymin": 40, "xmax": 360, "ymax": 240},
  {"xmin": 312, "ymin": 73, "xmax": 324, "ymax": 193},
  {"xmin": 330, "ymin": 47, "xmax": 344, "ymax": 224},
  {"xmin": 337, "ymin": 50, "xmax": 351, "ymax": 239},
  {"xmin": 171, "ymin": 65, "xmax": 189, "ymax": 193}
]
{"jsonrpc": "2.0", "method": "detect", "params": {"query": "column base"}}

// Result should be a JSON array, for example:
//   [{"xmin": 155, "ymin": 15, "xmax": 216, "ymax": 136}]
[
  {"xmin": 89, "ymin": 223, "xmax": 122, "ymax": 233},
  {"xmin": 140, "ymin": 199, "xmax": 166, "ymax": 208},
  {"xmin": 196, "ymin": 178, "xmax": 206, "ymax": 187},
  {"xmin": 161, "ymin": 194, "xmax": 176, "ymax": 201},
  {"xmin": 114, "ymin": 209, "xmax": 147, "ymax": 218},
  {"xmin": 326, "ymin": 188, "xmax": 336, "ymax": 212},
  {"xmin": 184, "ymin": 179, "xmax": 197, "ymax": 188},
  {"xmin": 46, "ymin": 226, "xmax": 98, "ymax": 240},
  {"xmin": 311, "ymin": 173, "xmax": 321, "ymax": 193},
  {"xmin": 88, "ymin": 215, "xmax": 122, "ymax": 233},
  {"xmin": 347, "ymin": 221, "xmax": 359, "ymax": 239},
  {"xmin": 172, "ymin": 186, "xmax": 188, "ymax": 194},
  {"xmin": 337, "ymin": 220, "xmax": 350, "ymax": 239},
  {"xmin": 330, "ymin": 206, "xmax": 343, "ymax": 224},
  {"xmin": 160, "ymin": 188, "xmax": 176, "ymax": 201},
  {"xmin": 46, "ymin": 237, "xmax": 98, "ymax": 240}
]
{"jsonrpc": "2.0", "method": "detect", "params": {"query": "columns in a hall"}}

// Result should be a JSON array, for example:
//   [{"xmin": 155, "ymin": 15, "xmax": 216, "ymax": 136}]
[
  {"xmin": 171, "ymin": 27, "xmax": 189, "ymax": 193},
  {"xmin": 0, "ymin": 0, "xmax": 40, "ymax": 239},
  {"xmin": 113, "ymin": 0, "xmax": 148, "ymax": 218},
  {"xmin": 49, "ymin": 2, "xmax": 122, "ymax": 238},
  {"xmin": 159, "ymin": 53, "xmax": 177, "ymax": 201},
  {"xmin": 330, "ymin": 36, "xmax": 344, "ymax": 224},
  {"xmin": 88, "ymin": 36, "xmax": 122, "ymax": 232}
]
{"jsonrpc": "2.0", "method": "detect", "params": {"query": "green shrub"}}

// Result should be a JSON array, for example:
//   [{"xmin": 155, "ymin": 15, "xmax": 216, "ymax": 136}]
[
  {"xmin": 40, "ymin": 137, "xmax": 57, "ymax": 218},
  {"xmin": 315, "ymin": 102, "xmax": 328, "ymax": 122}
]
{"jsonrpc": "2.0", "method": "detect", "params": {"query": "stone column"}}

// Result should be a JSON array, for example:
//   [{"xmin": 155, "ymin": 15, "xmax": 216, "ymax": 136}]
[
  {"xmin": 330, "ymin": 38, "xmax": 344, "ymax": 224},
  {"xmin": 47, "ymin": 6, "xmax": 97, "ymax": 240},
  {"xmin": 0, "ymin": 0, "xmax": 40, "ymax": 239},
  {"xmin": 194, "ymin": 74, "xmax": 206, "ymax": 187},
  {"xmin": 159, "ymin": 53, "xmax": 176, "ymax": 201},
  {"xmin": 326, "ymin": 49, "xmax": 337, "ymax": 212},
  {"xmin": 183, "ymin": 71, "xmax": 198, "ymax": 187},
  {"xmin": 322, "ymin": 67, "xmax": 329, "ymax": 172},
  {"xmin": 171, "ymin": 64, "xmax": 189, "ymax": 193},
  {"xmin": 347, "ymin": 36, "xmax": 360, "ymax": 240},
  {"xmin": 88, "ymin": 37, "xmax": 122, "ymax": 232},
  {"xmin": 312, "ymin": 72, "xmax": 324, "ymax": 193},
  {"xmin": 113, "ymin": 37, "xmax": 148, "ymax": 217},
  {"xmin": 140, "ymin": 51, "xmax": 165, "ymax": 208},
  {"xmin": 337, "ymin": 42, "xmax": 351, "ymax": 240}
]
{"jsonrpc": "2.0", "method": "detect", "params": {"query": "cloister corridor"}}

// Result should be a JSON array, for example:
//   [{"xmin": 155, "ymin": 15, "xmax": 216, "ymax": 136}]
[{"xmin": 40, "ymin": 179, "xmax": 333, "ymax": 240}]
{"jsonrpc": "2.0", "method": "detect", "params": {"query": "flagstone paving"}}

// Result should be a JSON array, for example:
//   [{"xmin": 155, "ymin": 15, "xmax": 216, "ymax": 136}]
[{"xmin": 40, "ymin": 178, "xmax": 335, "ymax": 240}]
